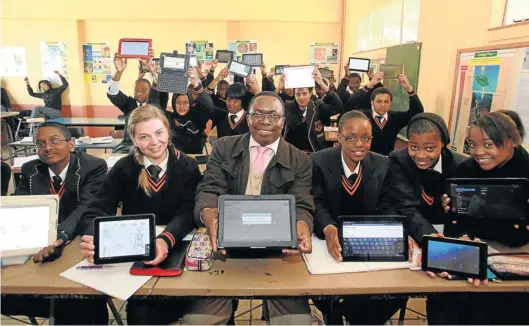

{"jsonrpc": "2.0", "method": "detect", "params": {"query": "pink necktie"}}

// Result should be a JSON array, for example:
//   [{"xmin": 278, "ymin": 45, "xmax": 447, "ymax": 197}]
[{"xmin": 251, "ymin": 146, "xmax": 272, "ymax": 174}]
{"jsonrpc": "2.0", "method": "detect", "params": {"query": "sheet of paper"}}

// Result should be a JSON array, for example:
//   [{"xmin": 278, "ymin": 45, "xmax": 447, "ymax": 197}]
[
  {"xmin": 105, "ymin": 156, "xmax": 124, "ymax": 169},
  {"xmin": 302, "ymin": 236, "xmax": 410, "ymax": 275},
  {"xmin": 91, "ymin": 136, "xmax": 113, "ymax": 144},
  {"xmin": 12, "ymin": 155, "xmax": 39, "ymax": 168},
  {"xmin": 0, "ymin": 255, "xmax": 30, "ymax": 266},
  {"xmin": 284, "ymin": 66, "xmax": 315, "ymax": 89}
]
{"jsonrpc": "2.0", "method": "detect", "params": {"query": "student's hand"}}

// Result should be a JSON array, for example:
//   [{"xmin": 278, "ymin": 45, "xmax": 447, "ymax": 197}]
[
  {"xmin": 260, "ymin": 64, "xmax": 267, "ymax": 76},
  {"xmin": 211, "ymin": 59, "xmax": 218, "ymax": 72},
  {"xmin": 53, "ymin": 70, "xmax": 62, "ymax": 76},
  {"xmin": 367, "ymin": 68, "xmax": 374, "ymax": 81},
  {"xmin": 344, "ymin": 64, "xmax": 350, "ymax": 77},
  {"xmin": 458, "ymin": 236, "xmax": 489, "ymax": 287},
  {"xmin": 24, "ymin": 77, "xmax": 30, "ymax": 86},
  {"xmin": 398, "ymin": 74, "xmax": 413, "ymax": 92},
  {"xmin": 368, "ymin": 72, "xmax": 384, "ymax": 88},
  {"xmin": 202, "ymin": 208, "xmax": 225, "ymax": 254},
  {"xmin": 80, "ymin": 235, "xmax": 95, "ymax": 263},
  {"xmin": 33, "ymin": 239, "xmax": 64, "ymax": 263},
  {"xmin": 278, "ymin": 73, "xmax": 286, "ymax": 90},
  {"xmin": 113, "ymin": 53, "xmax": 127, "ymax": 73},
  {"xmin": 442, "ymin": 194, "xmax": 454, "ymax": 213},
  {"xmin": 424, "ymin": 233, "xmax": 454, "ymax": 279},
  {"xmin": 247, "ymin": 75, "xmax": 260, "ymax": 94},
  {"xmin": 196, "ymin": 60, "xmax": 202, "ymax": 72},
  {"xmin": 144, "ymin": 238, "xmax": 169, "ymax": 266},
  {"xmin": 283, "ymin": 221, "xmax": 312, "ymax": 255},
  {"xmin": 268, "ymin": 68, "xmax": 275, "ymax": 79},
  {"xmin": 323, "ymin": 224, "xmax": 342, "ymax": 262},
  {"xmin": 329, "ymin": 73, "xmax": 336, "ymax": 86},
  {"xmin": 215, "ymin": 67, "xmax": 229, "ymax": 81}
]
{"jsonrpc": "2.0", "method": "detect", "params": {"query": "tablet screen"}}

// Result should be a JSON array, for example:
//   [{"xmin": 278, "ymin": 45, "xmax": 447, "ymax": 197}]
[
  {"xmin": 450, "ymin": 183, "xmax": 527, "ymax": 219},
  {"xmin": 120, "ymin": 41, "xmax": 149, "ymax": 56},
  {"xmin": 0, "ymin": 206, "xmax": 50, "ymax": 252},
  {"xmin": 163, "ymin": 56, "xmax": 186, "ymax": 71},
  {"xmin": 341, "ymin": 221, "xmax": 405, "ymax": 260},
  {"xmin": 426, "ymin": 240, "xmax": 480, "ymax": 275},
  {"xmin": 216, "ymin": 51, "xmax": 233, "ymax": 63},
  {"xmin": 242, "ymin": 54, "xmax": 263, "ymax": 66},
  {"xmin": 284, "ymin": 66, "xmax": 315, "ymax": 89},
  {"xmin": 229, "ymin": 61, "xmax": 251, "ymax": 77},
  {"xmin": 348, "ymin": 58, "xmax": 370, "ymax": 72},
  {"xmin": 98, "ymin": 218, "xmax": 151, "ymax": 259},
  {"xmin": 189, "ymin": 56, "xmax": 198, "ymax": 67},
  {"xmin": 222, "ymin": 199, "xmax": 292, "ymax": 243}
]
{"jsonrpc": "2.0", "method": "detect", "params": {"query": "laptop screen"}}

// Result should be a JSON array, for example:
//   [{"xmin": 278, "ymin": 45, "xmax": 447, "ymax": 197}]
[
  {"xmin": 163, "ymin": 56, "xmax": 186, "ymax": 71},
  {"xmin": 341, "ymin": 221, "xmax": 406, "ymax": 261}
]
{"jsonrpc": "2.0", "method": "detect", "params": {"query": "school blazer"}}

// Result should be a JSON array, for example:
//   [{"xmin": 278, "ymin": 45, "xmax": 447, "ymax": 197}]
[
  {"xmin": 15, "ymin": 151, "xmax": 107, "ymax": 241},
  {"xmin": 311, "ymin": 146, "xmax": 389, "ymax": 238},
  {"xmin": 283, "ymin": 91, "xmax": 343, "ymax": 152}
]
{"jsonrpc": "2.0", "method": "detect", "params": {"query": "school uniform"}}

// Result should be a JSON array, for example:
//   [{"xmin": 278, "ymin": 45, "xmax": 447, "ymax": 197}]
[
  {"xmin": 106, "ymin": 79, "xmax": 162, "ymax": 153},
  {"xmin": 80, "ymin": 148, "xmax": 201, "ymax": 324},
  {"xmin": 1, "ymin": 151, "xmax": 108, "ymax": 325},
  {"xmin": 27, "ymin": 76, "xmax": 69, "ymax": 118},
  {"xmin": 336, "ymin": 76, "xmax": 355, "ymax": 104},
  {"xmin": 311, "ymin": 146, "xmax": 406, "ymax": 324},
  {"xmin": 283, "ymin": 91, "xmax": 343, "ymax": 152},
  {"xmin": 210, "ymin": 106, "xmax": 250, "ymax": 138},
  {"xmin": 1, "ymin": 161, "xmax": 10, "ymax": 196},
  {"xmin": 345, "ymin": 84, "xmax": 424, "ymax": 155},
  {"xmin": 189, "ymin": 133, "xmax": 314, "ymax": 325},
  {"xmin": 262, "ymin": 75, "xmax": 276, "ymax": 92}
]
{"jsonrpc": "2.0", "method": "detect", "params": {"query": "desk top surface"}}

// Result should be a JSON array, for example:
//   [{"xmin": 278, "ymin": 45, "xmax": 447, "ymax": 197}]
[
  {"xmin": 49, "ymin": 117, "xmax": 125, "ymax": 126},
  {"xmin": 1, "ymin": 112, "xmax": 20, "ymax": 118}
]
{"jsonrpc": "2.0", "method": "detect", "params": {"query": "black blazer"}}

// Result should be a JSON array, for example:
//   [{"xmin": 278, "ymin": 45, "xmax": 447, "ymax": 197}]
[
  {"xmin": 311, "ymin": 146, "xmax": 389, "ymax": 238},
  {"xmin": 14, "ymin": 151, "xmax": 107, "ymax": 241}
]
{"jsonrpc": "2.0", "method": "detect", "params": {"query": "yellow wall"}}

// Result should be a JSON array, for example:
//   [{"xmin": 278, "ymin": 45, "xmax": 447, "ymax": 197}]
[
  {"xmin": 1, "ymin": 0, "xmax": 342, "ymax": 111},
  {"xmin": 345, "ymin": 0, "xmax": 529, "ymax": 123}
]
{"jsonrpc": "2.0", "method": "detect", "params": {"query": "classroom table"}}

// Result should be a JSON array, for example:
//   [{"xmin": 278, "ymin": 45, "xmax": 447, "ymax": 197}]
[{"xmin": 48, "ymin": 117, "xmax": 125, "ymax": 127}]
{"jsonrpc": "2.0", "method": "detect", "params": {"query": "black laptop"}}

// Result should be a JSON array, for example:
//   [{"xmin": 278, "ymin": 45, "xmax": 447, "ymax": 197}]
[{"xmin": 157, "ymin": 52, "xmax": 189, "ymax": 94}]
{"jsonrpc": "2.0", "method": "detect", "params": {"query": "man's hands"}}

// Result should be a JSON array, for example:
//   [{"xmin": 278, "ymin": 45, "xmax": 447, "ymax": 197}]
[
  {"xmin": 202, "ymin": 208, "xmax": 222, "ymax": 253},
  {"xmin": 283, "ymin": 221, "xmax": 312, "ymax": 255},
  {"xmin": 323, "ymin": 224, "xmax": 342, "ymax": 262},
  {"xmin": 368, "ymin": 72, "xmax": 384, "ymax": 88},
  {"xmin": 144, "ymin": 238, "xmax": 169, "ymax": 266},
  {"xmin": 33, "ymin": 239, "xmax": 64, "ymax": 263},
  {"xmin": 398, "ymin": 74, "xmax": 413, "ymax": 92}
]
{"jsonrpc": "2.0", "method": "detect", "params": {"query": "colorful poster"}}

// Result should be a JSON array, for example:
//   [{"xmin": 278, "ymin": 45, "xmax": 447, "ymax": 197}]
[
  {"xmin": 83, "ymin": 43, "xmax": 112, "ymax": 84},
  {"xmin": 40, "ymin": 41, "xmax": 68, "ymax": 84},
  {"xmin": 310, "ymin": 43, "xmax": 339, "ymax": 64},
  {"xmin": 0, "ymin": 47, "xmax": 27, "ymax": 76},
  {"xmin": 228, "ymin": 40, "xmax": 258, "ymax": 61},
  {"xmin": 185, "ymin": 40, "xmax": 215, "ymax": 65}
]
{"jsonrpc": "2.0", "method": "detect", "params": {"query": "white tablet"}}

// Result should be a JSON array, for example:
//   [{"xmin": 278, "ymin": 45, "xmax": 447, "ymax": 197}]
[
  {"xmin": 284, "ymin": 66, "xmax": 315, "ymax": 89},
  {"xmin": 228, "ymin": 61, "xmax": 252, "ymax": 78},
  {"xmin": 348, "ymin": 57, "xmax": 370, "ymax": 72},
  {"xmin": 0, "ymin": 195, "xmax": 59, "ymax": 257}
]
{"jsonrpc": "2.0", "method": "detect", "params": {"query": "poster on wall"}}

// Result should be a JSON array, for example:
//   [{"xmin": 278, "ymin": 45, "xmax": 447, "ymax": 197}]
[
  {"xmin": 228, "ymin": 40, "xmax": 258, "ymax": 62},
  {"xmin": 83, "ymin": 43, "xmax": 112, "ymax": 84},
  {"xmin": 310, "ymin": 43, "xmax": 339, "ymax": 65},
  {"xmin": 40, "ymin": 41, "xmax": 68, "ymax": 84},
  {"xmin": 0, "ymin": 47, "xmax": 27, "ymax": 76},
  {"xmin": 449, "ymin": 47, "xmax": 529, "ymax": 152},
  {"xmin": 185, "ymin": 40, "xmax": 215, "ymax": 65}
]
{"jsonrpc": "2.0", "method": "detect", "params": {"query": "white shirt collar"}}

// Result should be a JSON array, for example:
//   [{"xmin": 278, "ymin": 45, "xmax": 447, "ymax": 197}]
[
  {"xmin": 341, "ymin": 152, "xmax": 360, "ymax": 178},
  {"xmin": 432, "ymin": 155, "xmax": 443, "ymax": 173},
  {"xmin": 137, "ymin": 101, "xmax": 146, "ymax": 107},
  {"xmin": 249, "ymin": 135, "xmax": 280, "ymax": 155},
  {"xmin": 346, "ymin": 86, "xmax": 355, "ymax": 94},
  {"xmin": 143, "ymin": 150, "xmax": 169, "ymax": 178},
  {"xmin": 49, "ymin": 163, "xmax": 69, "ymax": 184},
  {"xmin": 300, "ymin": 107, "xmax": 308, "ymax": 118},
  {"xmin": 372, "ymin": 110, "xmax": 388, "ymax": 121},
  {"xmin": 228, "ymin": 109, "xmax": 244, "ymax": 122}
]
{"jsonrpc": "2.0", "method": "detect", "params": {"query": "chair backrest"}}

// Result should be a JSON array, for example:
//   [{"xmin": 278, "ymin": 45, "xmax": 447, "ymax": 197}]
[{"xmin": 68, "ymin": 128, "xmax": 85, "ymax": 138}]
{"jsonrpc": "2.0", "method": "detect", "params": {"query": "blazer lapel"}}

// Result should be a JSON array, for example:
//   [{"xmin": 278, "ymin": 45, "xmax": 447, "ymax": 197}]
[
  {"xmin": 327, "ymin": 147, "xmax": 343, "ymax": 217},
  {"xmin": 64, "ymin": 154, "xmax": 80, "ymax": 201},
  {"xmin": 361, "ymin": 153, "xmax": 379, "ymax": 213},
  {"xmin": 31, "ymin": 162, "xmax": 51, "ymax": 195}
]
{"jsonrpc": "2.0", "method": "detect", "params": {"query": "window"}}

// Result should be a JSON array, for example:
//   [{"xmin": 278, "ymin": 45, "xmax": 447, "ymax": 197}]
[{"xmin": 503, "ymin": 0, "xmax": 529, "ymax": 25}]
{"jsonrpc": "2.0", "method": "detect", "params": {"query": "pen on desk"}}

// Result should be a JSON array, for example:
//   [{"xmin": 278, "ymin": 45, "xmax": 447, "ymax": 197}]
[{"xmin": 76, "ymin": 265, "xmax": 114, "ymax": 270}]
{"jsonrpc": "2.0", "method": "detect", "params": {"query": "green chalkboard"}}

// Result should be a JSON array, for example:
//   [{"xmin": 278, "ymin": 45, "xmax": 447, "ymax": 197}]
[{"xmin": 384, "ymin": 42, "xmax": 422, "ymax": 137}]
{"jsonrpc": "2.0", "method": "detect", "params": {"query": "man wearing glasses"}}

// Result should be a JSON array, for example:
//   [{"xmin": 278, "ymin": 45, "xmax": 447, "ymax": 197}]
[
  {"xmin": 187, "ymin": 91, "xmax": 314, "ymax": 325},
  {"xmin": 310, "ymin": 111, "xmax": 406, "ymax": 325}
]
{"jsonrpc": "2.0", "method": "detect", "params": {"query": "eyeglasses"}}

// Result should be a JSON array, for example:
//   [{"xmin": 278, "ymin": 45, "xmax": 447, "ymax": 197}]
[
  {"xmin": 339, "ymin": 134, "xmax": 373, "ymax": 144},
  {"xmin": 35, "ymin": 138, "xmax": 70, "ymax": 149},
  {"xmin": 249, "ymin": 112, "xmax": 284, "ymax": 123}
]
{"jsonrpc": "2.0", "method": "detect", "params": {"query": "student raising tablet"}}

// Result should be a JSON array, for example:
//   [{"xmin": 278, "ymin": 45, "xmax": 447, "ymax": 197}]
[
  {"xmin": 79, "ymin": 105, "xmax": 201, "ymax": 324},
  {"xmin": 24, "ymin": 71, "xmax": 69, "ymax": 119},
  {"xmin": 1, "ymin": 121, "xmax": 108, "ymax": 325}
]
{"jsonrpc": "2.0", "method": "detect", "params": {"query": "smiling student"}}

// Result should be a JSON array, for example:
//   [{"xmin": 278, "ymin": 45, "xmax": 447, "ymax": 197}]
[{"xmin": 79, "ymin": 105, "xmax": 201, "ymax": 324}]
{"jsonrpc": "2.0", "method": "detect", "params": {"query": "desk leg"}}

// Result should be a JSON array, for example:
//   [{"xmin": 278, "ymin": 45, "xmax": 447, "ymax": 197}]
[
  {"xmin": 28, "ymin": 317, "xmax": 38, "ymax": 325},
  {"xmin": 48, "ymin": 297, "xmax": 55, "ymax": 325},
  {"xmin": 107, "ymin": 296, "xmax": 124, "ymax": 325}
]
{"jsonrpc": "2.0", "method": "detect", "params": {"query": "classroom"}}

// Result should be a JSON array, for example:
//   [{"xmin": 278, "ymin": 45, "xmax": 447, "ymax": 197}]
[{"xmin": 1, "ymin": 0, "xmax": 529, "ymax": 324}]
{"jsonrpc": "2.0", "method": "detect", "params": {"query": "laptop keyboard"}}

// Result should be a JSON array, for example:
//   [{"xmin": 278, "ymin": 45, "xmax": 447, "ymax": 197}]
[
  {"xmin": 343, "ymin": 237, "xmax": 402, "ymax": 256},
  {"xmin": 157, "ymin": 74, "xmax": 188, "ymax": 93}
]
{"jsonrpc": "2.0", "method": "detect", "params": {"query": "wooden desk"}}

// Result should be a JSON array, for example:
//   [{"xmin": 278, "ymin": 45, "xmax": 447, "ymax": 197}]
[
  {"xmin": 0, "ymin": 238, "xmax": 155, "ymax": 296},
  {"xmin": 1, "ymin": 111, "xmax": 20, "ymax": 118},
  {"xmin": 48, "ymin": 117, "xmax": 125, "ymax": 127}
]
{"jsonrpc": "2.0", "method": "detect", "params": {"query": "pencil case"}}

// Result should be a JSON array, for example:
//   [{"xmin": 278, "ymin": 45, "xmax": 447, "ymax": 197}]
[{"xmin": 185, "ymin": 229, "xmax": 213, "ymax": 271}]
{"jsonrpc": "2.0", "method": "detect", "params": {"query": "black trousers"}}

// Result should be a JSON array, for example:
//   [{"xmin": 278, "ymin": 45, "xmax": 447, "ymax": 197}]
[{"xmin": 126, "ymin": 298, "xmax": 190, "ymax": 325}]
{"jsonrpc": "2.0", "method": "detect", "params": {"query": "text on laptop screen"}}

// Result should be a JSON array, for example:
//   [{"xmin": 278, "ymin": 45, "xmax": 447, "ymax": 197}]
[
  {"xmin": 427, "ymin": 240, "xmax": 480, "ymax": 275},
  {"xmin": 98, "ymin": 218, "xmax": 151, "ymax": 258},
  {"xmin": 451, "ymin": 184, "xmax": 526, "ymax": 219},
  {"xmin": 222, "ymin": 199, "xmax": 292, "ymax": 243},
  {"xmin": 164, "ymin": 56, "xmax": 186, "ymax": 70},
  {"xmin": 121, "ymin": 41, "xmax": 149, "ymax": 56},
  {"xmin": 342, "ymin": 222, "xmax": 404, "ymax": 258}
]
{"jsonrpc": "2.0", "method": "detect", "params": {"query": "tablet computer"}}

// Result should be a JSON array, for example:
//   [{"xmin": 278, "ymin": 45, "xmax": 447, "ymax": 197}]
[
  {"xmin": 0, "ymin": 195, "xmax": 59, "ymax": 258},
  {"xmin": 446, "ymin": 178, "xmax": 529, "ymax": 220},
  {"xmin": 218, "ymin": 195, "xmax": 297, "ymax": 250},
  {"xmin": 94, "ymin": 214, "xmax": 156, "ymax": 265},
  {"xmin": 242, "ymin": 53, "xmax": 263, "ymax": 67},
  {"xmin": 348, "ymin": 57, "xmax": 370, "ymax": 72},
  {"xmin": 118, "ymin": 38, "xmax": 152, "ymax": 59},
  {"xmin": 275, "ymin": 65, "xmax": 287, "ymax": 75},
  {"xmin": 421, "ymin": 236, "xmax": 488, "ymax": 279},
  {"xmin": 318, "ymin": 68, "xmax": 333, "ymax": 79},
  {"xmin": 338, "ymin": 215, "xmax": 408, "ymax": 262},
  {"xmin": 189, "ymin": 55, "xmax": 198, "ymax": 67},
  {"xmin": 284, "ymin": 66, "xmax": 315, "ymax": 89},
  {"xmin": 227, "ymin": 60, "xmax": 252, "ymax": 78},
  {"xmin": 216, "ymin": 50, "xmax": 234, "ymax": 63}
]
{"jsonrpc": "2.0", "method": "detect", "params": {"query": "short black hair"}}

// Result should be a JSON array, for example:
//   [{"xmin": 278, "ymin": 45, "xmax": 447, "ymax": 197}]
[
  {"xmin": 338, "ymin": 111, "xmax": 370, "ymax": 133},
  {"xmin": 248, "ymin": 91, "xmax": 285, "ymax": 115},
  {"xmin": 371, "ymin": 87, "xmax": 393, "ymax": 101},
  {"xmin": 498, "ymin": 110, "xmax": 526, "ymax": 140},
  {"xmin": 350, "ymin": 73, "xmax": 362, "ymax": 81},
  {"xmin": 227, "ymin": 82, "xmax": 249, "ymax": 108},
  {"xmin": 38, "ymin": 80, "xmax": 52, "ymax": 90},
  {"xmin": 34, "ymin": 121, "xmax": 72, "ymax": 140},
  {"xmin": 218, "ymin": 80, "xmax": 229, "ymax": 87},
  {"xmin": 408, "ymin": 119, "xmax": 442, "ymax": 142},
  {"xmin": 294, "ymin": 87, "xmax": 314, "ymax": 94},
  {"xmin": 135, "ymin": 78, "xmax": 151, "ymax": 88},
  {"xmin": 470, "ymin": 111, "xmax": 521, "ymax": 147}
]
